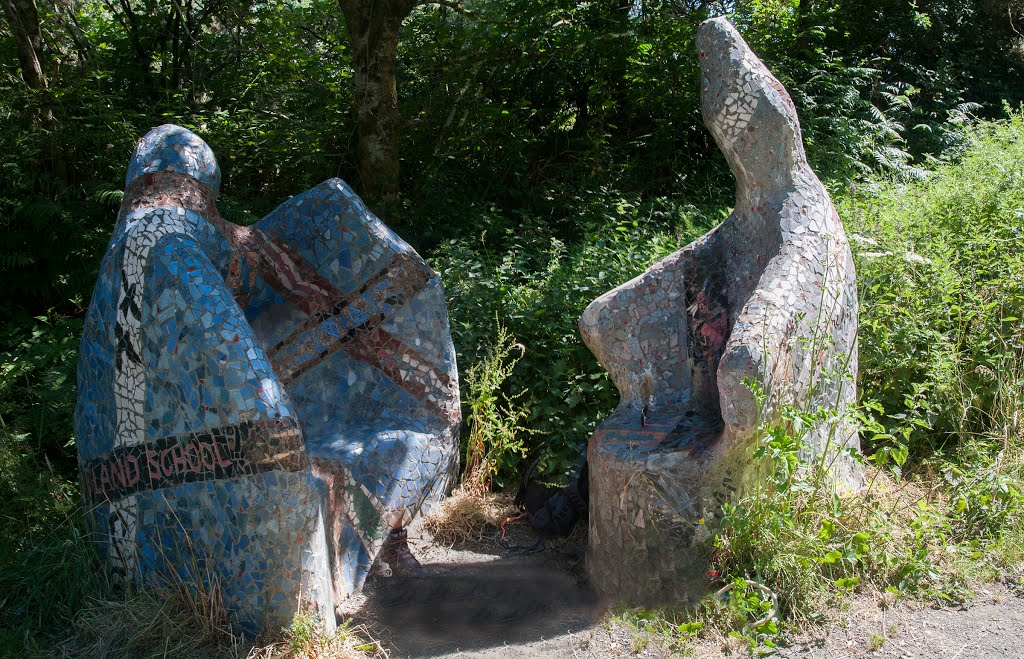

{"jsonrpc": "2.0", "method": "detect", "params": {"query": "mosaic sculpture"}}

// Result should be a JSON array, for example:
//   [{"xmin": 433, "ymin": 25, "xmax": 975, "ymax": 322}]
[
  {"xmin": 580, "ymin": 17, "xmax": 862, "ymax": 606},
  {"xmin": 75, "ymin": 125, "xmax": 460, "ymax": 633}
]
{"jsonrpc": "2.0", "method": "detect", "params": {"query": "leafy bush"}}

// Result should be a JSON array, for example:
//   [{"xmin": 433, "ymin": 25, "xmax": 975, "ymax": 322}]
[
  {"xmin": 0, "ymin": 314, "xmax": 102, "ymax": 651},
  {"xmin": 0, "ymin": 314, "xmax": 81, "ymax": 536},
  {"xmin": 844, "ymin": 110, "xmax": 1024, "ymax": 463},
  {"xmin": 435, "ymin": 192, "xmax": 719, "ymax": 482}
]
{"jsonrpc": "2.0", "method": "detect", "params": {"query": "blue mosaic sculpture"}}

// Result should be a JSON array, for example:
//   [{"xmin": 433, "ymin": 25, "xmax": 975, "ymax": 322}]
[{"xmin": 75, "ymin": 125, "xmax": 461, "ymax": 633}]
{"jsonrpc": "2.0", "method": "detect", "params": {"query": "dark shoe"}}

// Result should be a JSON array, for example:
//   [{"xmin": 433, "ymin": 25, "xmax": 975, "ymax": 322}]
[{"xmin": 381, "ymin": 527, "xmax": 422, "ymax": 576}]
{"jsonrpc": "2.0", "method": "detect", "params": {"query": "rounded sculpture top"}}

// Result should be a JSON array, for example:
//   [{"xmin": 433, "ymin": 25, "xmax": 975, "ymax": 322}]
[
  {"xmin": 697, "ymin": 17, "xmax": 805, "ymax": 184},
  {"xmin": 125, "ymin": 124, "xmax": 221, "ymax": 193}
]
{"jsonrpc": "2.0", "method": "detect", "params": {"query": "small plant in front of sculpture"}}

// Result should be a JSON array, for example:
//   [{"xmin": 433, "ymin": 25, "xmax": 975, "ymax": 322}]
[
  {"xmin": 705, "ymin": 392, "xmax": 852, "ymax": 649},
  {"xmin": 463, "ymin": 318, "xmax": 536, "ymax": 491},
  {"xmin": 612, "ymin": 578, "xmax": 780, "ymax": 655},
  {"xmin": 701, "ymin": 303, "xmax": 948, "ymax": 647},
  {"xmin": 707, "ymin": 389, "xmax": 971, "ymax": 643},
  {"xmin": 703, "ymin": 578, "xmax": 781, "ymax": 655},
  {"xmin": 259, "ymin": 614, "xmax": 385, "ymax": 658}
]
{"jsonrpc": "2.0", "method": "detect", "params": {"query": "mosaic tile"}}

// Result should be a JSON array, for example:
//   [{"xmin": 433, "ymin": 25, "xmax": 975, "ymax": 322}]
[
  {"xmin": 580, "ymin": 18, "xmax": 862, "ymax": 606},
  {"xmin": 75, "ymin": 124, "xmax": 460, "ymax": 633}
]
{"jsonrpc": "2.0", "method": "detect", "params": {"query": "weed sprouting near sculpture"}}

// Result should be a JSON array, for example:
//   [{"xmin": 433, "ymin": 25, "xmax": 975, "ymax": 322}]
[
  {"xmin": 580, "ymin": 17, "xmax": 862, "ymax": 605},
  {"xmin": 74, "ymin": 125, "xmax": 460, "ymax": 632}
]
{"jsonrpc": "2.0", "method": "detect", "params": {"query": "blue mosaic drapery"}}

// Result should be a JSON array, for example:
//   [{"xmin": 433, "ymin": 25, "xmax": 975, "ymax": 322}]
[{"xmin": 75, "ymin": 125, "xmax": 460, "ymax": 633}]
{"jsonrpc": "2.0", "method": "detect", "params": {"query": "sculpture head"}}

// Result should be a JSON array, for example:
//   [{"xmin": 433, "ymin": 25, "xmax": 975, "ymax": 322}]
[
  {"xmin": 125, "ymin": 124, "xmax": 221, "ymax": 194},
  {"xmin": 697, "ymin": 17, "xmax": 806, "ymax": 188}
]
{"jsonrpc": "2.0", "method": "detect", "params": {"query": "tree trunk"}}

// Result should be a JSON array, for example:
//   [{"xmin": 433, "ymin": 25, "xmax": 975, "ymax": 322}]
[
  {"xmin": 1, "ymin": 0, "xmax": 58, "ymax": 168},
  {"xmin": 1, "ymin": 0, "xmax": 48, "ymax": 93},
  {"xmin": 338, "ymin": 0, "xmax": 417, "ymax": 201}
]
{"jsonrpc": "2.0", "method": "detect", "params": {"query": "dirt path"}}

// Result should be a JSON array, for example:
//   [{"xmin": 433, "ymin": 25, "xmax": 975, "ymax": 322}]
[
  {"xmin": 772, "ymin": 581, "xmax": 1024, "ymax": 659},
  {"xmin": 343, "ymin": 518, "xmax": 1024, "ymax": 658},
  {"xmin": 342, "ymin": 518, "xmax": 602, "ymax": 658}
]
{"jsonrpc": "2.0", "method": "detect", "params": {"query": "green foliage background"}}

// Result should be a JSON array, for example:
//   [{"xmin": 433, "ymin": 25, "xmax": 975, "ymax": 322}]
[{"xmin": 1, "ymin": 0, "xmax": 1023, "ymax": 651}]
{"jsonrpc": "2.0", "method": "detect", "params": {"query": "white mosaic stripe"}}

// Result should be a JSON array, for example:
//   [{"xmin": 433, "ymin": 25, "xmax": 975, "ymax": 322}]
[{"xmin": 109, "ymin": 207, "xmax": 193, "ymax": 581}]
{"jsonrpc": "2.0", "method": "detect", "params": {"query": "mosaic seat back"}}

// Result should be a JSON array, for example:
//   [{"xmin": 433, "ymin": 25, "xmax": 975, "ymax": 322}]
[
  {"xmin": 75, "ymin": 125, "xmax": 460, "ymax": 633},
  {"xmin": 246, "ymin": 179, "xmax": 460, "ymax": 601},
  {"xmin": 580, "ymin": 18, "xmax": 862, "ymax": 606}
]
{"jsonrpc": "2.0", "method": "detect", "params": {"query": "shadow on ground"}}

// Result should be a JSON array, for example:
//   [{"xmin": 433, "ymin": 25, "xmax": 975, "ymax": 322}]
[{"xmin": 352, "ymin": 557, "xmax": 600, "ymax": 658}]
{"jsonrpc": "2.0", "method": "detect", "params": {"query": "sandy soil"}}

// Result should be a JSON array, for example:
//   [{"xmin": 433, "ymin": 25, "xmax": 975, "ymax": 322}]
[{"xmin": 341, "ymin": 517, "xmax": 1024, "ymax": 659}]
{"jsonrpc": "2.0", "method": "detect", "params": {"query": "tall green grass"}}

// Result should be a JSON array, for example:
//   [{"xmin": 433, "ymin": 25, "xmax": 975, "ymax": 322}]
[{"xmin": 844, "ymin": 110, "xmax": 1024, "ymax": 465}]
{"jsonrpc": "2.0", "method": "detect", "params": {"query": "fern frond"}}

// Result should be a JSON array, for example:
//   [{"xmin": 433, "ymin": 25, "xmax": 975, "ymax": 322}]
[{"xmin": 93, "ymin": 190, "xmax": 124, "ymax": 206}]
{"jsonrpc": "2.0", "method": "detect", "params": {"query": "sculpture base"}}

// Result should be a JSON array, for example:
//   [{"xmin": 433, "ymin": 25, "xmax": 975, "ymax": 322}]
[{"xmin": 586, "ymin": 411, "xmax": 723, "ymax": 607}]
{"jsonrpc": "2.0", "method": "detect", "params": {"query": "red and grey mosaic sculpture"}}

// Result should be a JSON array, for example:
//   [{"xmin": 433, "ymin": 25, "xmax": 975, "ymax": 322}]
[
  {"xmin": 580, "ymin": 17, "xmax": 863, "ymax": 606},
  {"xmin": 75, "ymin": 124, "xmax": 460, "ymax": 633}
]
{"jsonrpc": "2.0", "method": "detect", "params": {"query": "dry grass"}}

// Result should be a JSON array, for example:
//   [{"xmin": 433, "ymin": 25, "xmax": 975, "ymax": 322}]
[
  {"xmin": 247, "ymin": 617, "xmax": 387, "ymax": 659},
  {"xmin": 857, "ymin": 465, "xmax": 946, "ymax": 522},
  {"xmin": 60, "ymin": 582, "xmax": 386, "ymax": 659},
  {"xmin": 48, "ymin": 497, "xmax": 388, "ymax": 659},
  {"xmin": 60, "ymin": 582, "xmax": 245, "ymax": 659},
  {"xmin": 422, "ymin": 484, "xmax": 516, "ymax": 546}
]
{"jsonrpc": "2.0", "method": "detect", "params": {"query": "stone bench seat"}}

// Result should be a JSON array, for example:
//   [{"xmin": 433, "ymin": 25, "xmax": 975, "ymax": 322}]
[
  {"xmin": 580, "ymin": 18, "xmax": 862, "ymax": 607},
  {"xmin": 587, "ymin": 395, "xmax": 732, "ymax": 603}
]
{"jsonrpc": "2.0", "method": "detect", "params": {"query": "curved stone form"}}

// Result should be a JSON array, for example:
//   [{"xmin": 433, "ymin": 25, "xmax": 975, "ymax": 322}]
[
  {"xmin": 75, "ymin": 125, "xmax": 460, "ymax": 633},
  {"xmin": 580, "ymin": 18, "xmax": 862, "ymax": 606}
]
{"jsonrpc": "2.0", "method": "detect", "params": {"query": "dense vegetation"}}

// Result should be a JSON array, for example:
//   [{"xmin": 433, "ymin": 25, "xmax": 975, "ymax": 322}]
[{"xmin": 1, "ymin": 0, "xmax": 1022, "ymax": 654}]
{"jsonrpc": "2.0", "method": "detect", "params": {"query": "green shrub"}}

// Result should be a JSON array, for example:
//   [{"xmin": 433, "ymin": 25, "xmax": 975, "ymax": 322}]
[
  {"xmin": 435, "ymin": 192, "xmax": 719, "ymax": 482},
  {"xmin": 0, "ymin": 314, "xmax": 82, "ymax": 540},
  {"xmin": 844, "ymin": 110, "xmax": 1024, "ymax": 463},
  {"xmin": 0, "ymin": 314, "xmax": 106, "ymax": 653}
]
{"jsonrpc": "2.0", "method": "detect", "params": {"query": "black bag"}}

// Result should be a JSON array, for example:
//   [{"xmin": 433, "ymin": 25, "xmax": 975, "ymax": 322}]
[{"xmin": 516, "ymin": 457, "xmax": 589, "ymax": 537}]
